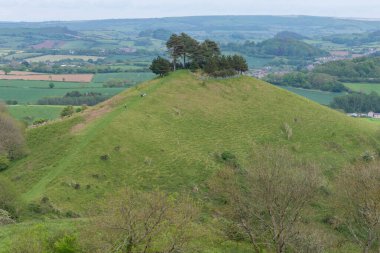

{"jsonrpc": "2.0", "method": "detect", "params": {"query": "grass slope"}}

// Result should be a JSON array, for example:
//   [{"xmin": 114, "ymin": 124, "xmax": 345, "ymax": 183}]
[{"xmin": 1, "ymin": 71, "xmax": 380, "ymax": 250}]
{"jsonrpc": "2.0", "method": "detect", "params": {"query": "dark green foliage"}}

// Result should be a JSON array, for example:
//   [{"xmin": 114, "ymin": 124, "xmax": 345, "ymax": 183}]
[
  {"xmin": 163, "ymin": 33, "xmax": 248, "ymax": 77},
  {"xmin": 314, "ymin": 57, "xmax": 380, "ymax": 82},
  {"xmin": 49, "ymin": 83, "xmax": 55, "ymax": 89},
  {"xmin": 39, "ymin": 92, "xmax": 107, "ymax": 106},
  {"xmin": 0, "ymin": 107, "xmax": 26, "ymax": 160},
  {"xmin": 60, "ymin": 106, "xmax": 74, "ymax": 117},
  {"xmin": 149, "ymin": 56, "xmax": 171, "ymax": 77},
  {"xmin": 53, "ymin": 234, "xmax": 79, "ymax": 253},
  {"xmin": 33, "ymin": 119, "xmax": 48, "ymax": 125},
  {"xmin": 275, "ymin": 31, "xmax": 307, "ymax": 40},
  {"xmin": 257, "ymin": 38, "xmax": 327, "ymax": 58},
  {"xmin": 330, "ymin": 92, "xmax": 380, "ymax": 113},
  {"xmin": 323, "ymin": 30, "xmax": 380, "ymax": 46},
  {"xmin": 100, "ymin": 154, "xmax": 110, "ymax": 161},
  {"xmin": 0, "ymin": 176, "xmax": 18, "ymax": 217},
  {"xmin": 0, "ymin": 155, "xmax": 10, "ymax": 171},
  {"xmin": 265, "ymin": 72, "xmax": 348, "ymax": 92},
  {"xmin": 139, "ymin": 29, "xmax": 172, "ymax": 41},
  {"xmin": 5, "ymin": 100, "xmax": 18, "ymax": 105},
  {"xmin": 222, "ymin": 36, "xmax": 326, "ymax": 59}
]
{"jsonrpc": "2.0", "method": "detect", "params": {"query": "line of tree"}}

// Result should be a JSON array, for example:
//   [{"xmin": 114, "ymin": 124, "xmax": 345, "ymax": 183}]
[
  {"xmin": 265, "ymin": 71, "xmax": 349, "ymax": 92},
  {"xmin": 313, "ymin": 56, "xmax": 380, "ymax": 82},
  {"xmin": 37, "ymin": 91, "xmax": 108, "ymax": 106},
  {"xmin": 221, "ymin": 32, "xmax": 327, "ymax": 59},
  {"xmin": 150, "ymin": 33, "xmax": 248, "ymax": 77},
  {"xmin": 330, "ymin": 91, "xmax": 380, "ymax": 113}
]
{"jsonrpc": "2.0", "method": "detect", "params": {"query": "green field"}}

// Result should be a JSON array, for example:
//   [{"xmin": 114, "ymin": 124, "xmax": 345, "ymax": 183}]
[
  {"xmin": 1, "ymin": 71, "xmax": 379, "ymax": 252},
  {"xmin": 3, "ymin": 52, "xmax": 42, "ymax": 60},
  {"xmin": 344, "ymin": 82, "xmax": 380, "ymax": 94},
  {"xmin": 281, "ymin": 86, "xmax": 345, "ymax": 105},
  {"xmin": 0, "ymin": 72, "xmax": 154, "ymax": 104},
  {"xmin": 92, "ymin": 72, "xmax": 155, "ymax": 83},
  {"xmin": 0, "ymin": 80, "xmax": 125, "ymax": 104},
  {"xmin": 8, "ymin": 105, "xmax": 71, "ymax": 124},
  {"xmin": 26, "ymin": 54, "xmax": 103, "ymax": 62}
]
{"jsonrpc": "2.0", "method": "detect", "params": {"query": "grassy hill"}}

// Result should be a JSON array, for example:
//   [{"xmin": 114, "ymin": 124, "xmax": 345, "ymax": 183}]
[{"xmin": 1, "ymin": 71, "xmax": 380, "ymax": 251}]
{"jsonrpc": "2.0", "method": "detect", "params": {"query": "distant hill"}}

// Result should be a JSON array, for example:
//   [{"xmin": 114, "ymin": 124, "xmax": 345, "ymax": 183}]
[
  {"xmin": 1, "ymin": 16, "xmax": 380, "ymax": 38},
  {"xmin": 256, "ymin": 37, "xmax": 327, "ymax": 58},
  {"xmin": 274, "ymin": 31, "xmax": 308, "ymax": 40}
]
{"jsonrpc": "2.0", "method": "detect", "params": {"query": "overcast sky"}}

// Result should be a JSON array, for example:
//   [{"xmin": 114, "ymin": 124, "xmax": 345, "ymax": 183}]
[{"xmin": 0, "ymin": 0, "xmax": 379, "ymax": 22}]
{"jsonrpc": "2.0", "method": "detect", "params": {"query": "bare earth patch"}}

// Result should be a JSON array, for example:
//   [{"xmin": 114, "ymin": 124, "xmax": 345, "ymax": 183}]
[
  {"xmin": 31, "ymin": 40, "xmax": 66, "ymax": 49},
  {"xmin": 0, "ymin": 72, "xmax": 94, "ymax": 83},
  {"xmin": 71, "ymin": 106, "xmax": 111, "ymax": 134}
]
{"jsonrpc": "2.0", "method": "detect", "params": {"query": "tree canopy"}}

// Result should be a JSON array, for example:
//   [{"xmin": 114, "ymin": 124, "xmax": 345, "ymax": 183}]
[{"xmin": 152, "ymin": 33, "xmax": 248, "ymax": 77}]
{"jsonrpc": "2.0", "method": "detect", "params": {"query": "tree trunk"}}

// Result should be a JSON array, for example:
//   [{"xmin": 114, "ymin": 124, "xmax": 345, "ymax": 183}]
[{"xmin": 173, "ymin": 58, "xmax": 176, "ymax": 71}]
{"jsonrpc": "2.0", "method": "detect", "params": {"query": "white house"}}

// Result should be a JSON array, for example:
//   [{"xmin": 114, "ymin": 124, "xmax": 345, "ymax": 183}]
[{"xmin": 368, "ymin": 111, "xmax": 380, "ymax": 118}]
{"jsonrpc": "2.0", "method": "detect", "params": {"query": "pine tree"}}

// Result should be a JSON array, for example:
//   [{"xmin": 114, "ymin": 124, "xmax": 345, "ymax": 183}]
[
  {"xmin": 149, "ymin": 56, "xmax": 171, "ymax": 77},
  {"xmin": 166, "ymin": 34, "xmax": 184, "ymax": 71}
]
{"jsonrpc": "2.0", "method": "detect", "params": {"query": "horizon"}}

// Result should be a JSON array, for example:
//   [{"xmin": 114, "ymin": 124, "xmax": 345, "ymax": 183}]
[
  {"xmin": 1, "ymin": 14, "xmax": 380, "ymax": 24},
  {"xmin": 0, "ymin": 0, "xmax": 379, "ymax": 22}
]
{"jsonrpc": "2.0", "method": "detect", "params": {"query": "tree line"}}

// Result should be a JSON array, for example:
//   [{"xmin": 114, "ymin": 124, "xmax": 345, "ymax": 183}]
[
  {"xmin": 37, "ymin": 91, "xmax": 108, "ymax": 106},
  {"xmin": 221, "ymin": 33, "xmax": 327, "ymax": 59},
  {"xmin": 314, "ymin": 56, "xmax": 380, "ymax": 82},
  {"xmin": 265, "ymin": 71, "xmax": 348, "ymax": 92},
  {"xmin": 150, "ymin": 33, "xmax": 248, "ymax": 77},
  {"xmin": 330, "ymin": 91, "xmax": 380, "ymax": 113}
]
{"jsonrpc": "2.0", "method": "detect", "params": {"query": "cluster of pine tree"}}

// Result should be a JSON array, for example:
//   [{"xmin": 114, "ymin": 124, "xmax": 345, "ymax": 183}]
[{"xmin": 150, "ymin": 33, "xmax": 248, "ymax": 77}]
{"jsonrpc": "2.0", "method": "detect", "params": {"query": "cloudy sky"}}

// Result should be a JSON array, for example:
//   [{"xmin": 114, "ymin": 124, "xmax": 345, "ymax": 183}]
[{"xmin": 0, "ymin": 0, "xmax": 379, "ymax": 21}]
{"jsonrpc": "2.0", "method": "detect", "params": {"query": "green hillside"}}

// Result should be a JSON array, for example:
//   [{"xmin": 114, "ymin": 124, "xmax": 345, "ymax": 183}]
[{"xmin": 1, "ymin": 71, "xmax": 380, "ymax": 251}]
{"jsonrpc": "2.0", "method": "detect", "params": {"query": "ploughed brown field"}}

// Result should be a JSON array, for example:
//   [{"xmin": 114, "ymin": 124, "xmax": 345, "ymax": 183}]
[
  {"xmin": 31, "ymin": 40, "xmax": 66, "ymax": 49},
  {"xmin": 0, "ymin": 71, "xmax": 94, "ymax": 83}
]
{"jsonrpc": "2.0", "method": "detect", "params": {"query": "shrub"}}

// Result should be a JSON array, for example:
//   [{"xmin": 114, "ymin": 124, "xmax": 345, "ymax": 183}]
[
  {"xmin": 60, "ymin": 106, "xmax": 74, "ymax": 117},
  {"xmin": 0, "ymin": 176, "xmax": 18, "ymax": 216},
  {"xmin": 219, "ymin": 151, "xmax": 240, "ymax": 168},
  {"xmin": 0, "ymin": 155, "xmax": 10, "ymax": 171},
  {"xmin": 53, "ymin": 235, "xmax": 79, "ymax": 253},
  {"xmin": 33, "ymin": 119, "xmax": 48, "ymax": 125},
  {"xmin": 0, "ymin": 112, "xmax": 26, "ymax": 160},
  {"xmin": 100, "ymin": 154, "xmax": 110, "ymax": 161},
  {"xmin": 362, "ymin": 150, "xmax": 375, "ymax": 162},
  {"xmin": 0, "ymin": 209, "xmax": 15, "ymax": 225},
  {"xmin": 6, "ymin": 100, "xmax": 18, "ymax": 105}
]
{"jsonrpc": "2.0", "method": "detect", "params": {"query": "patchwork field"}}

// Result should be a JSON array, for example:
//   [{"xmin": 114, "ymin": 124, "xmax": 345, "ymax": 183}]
[
  {"xmin": 0, "ymin": 72, "xmax": 154, "ymax": 104},
  {"xmin": 0, "ymin": 71, "xmax": 94, "ymax": 82},
  {"xmin": 344, "ymin": 82, "xmax": 380, "ymax": 94},
  {"xmin": 92, "ymin": 72, "xmax": 155, "ymax": 83},
  {"xmin": 281, "ymin": 86, "xmax": 345, "ymax": 105},
  {"xmin": 8, "ymin": 105, "xmax": 72, "ymax": 124},
  {"xmin": 26, "ymin": 54, "xmax": 104, "ymax": 62}
]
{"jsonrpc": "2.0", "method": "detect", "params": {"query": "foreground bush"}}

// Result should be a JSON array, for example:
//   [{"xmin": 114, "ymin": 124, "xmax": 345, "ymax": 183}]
[
  {"xmin": 0, "ymin": 103, "xmax": 26, "ymax": 160},
  {"xmin": 81, "ymin": 189, "xmax": 199, "ymax": 253}
]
